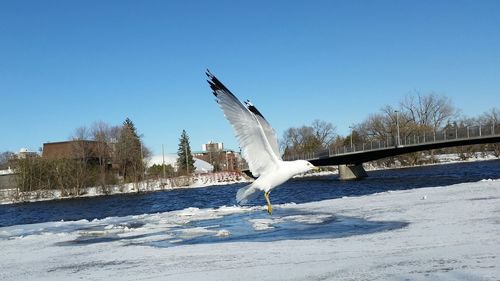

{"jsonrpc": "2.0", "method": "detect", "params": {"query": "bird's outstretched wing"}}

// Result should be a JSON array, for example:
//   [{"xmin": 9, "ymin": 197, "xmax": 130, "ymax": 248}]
[
  {"xmin": 206, "ymin": 70, "xmax": 280, "ymax": 177},
  {"xmin": 243, "ymin": 100, "xmax": 282, "ymax": 160}
]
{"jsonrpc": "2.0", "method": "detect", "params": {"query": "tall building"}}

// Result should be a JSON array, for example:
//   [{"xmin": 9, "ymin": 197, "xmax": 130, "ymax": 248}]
[
  {"xmin": 201, "ymin": 141, "xmax": 224, "ymax": 152},
  {"xmin": 18, "ymin": 148, "xmax": 38, "ymax": 159},
  {"xmin": 193, "ymin": 141, "xmax": 241, "ymax": 172}
]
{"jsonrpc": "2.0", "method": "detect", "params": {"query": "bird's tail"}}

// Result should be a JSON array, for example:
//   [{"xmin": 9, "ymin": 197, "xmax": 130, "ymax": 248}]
[{"xmin": 236, "ymin": 183, "xmax": 260, "ymax": 205}]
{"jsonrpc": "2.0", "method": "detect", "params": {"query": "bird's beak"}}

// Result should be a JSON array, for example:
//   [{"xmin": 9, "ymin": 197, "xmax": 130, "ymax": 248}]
[{"xmin": 313, "ymin": 166, "xmax": 320, "ymax": 172}]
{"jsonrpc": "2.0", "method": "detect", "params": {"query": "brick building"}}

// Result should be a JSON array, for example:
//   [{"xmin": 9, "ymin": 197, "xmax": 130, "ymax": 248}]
[
  {"xmin": 42, "ymin": 140, "xmax": 112, "ymax": 166},
  {"xmin": 193, "ymin": 141, "xmax": 242, "ymax": 171}
]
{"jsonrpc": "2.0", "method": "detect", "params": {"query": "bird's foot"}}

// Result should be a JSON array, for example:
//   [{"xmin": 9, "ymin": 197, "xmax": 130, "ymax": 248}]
[
  {"xmin": 264, "ymin": 191, "xmax": 273, "ymax": 215},
  {"xmin": 267, "ymin": 204, "xmax": 273, "ymax": 215}
]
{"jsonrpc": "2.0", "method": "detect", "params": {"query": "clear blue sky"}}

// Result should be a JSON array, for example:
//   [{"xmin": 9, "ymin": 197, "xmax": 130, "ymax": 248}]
[{"xmin": 1, "ymin": 0, "xmax": 499, "ymax": 155}]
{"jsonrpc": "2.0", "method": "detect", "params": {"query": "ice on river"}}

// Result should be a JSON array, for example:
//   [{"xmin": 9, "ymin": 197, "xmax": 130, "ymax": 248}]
[{"xmin": 1, "ymin": 179, "xmax": 499, "ymax": 280}]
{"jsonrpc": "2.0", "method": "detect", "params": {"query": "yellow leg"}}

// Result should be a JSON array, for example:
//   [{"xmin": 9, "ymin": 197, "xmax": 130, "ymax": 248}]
[{"xmin": 264, "ymin": 191, "xmax": 273, "ymax": 215}]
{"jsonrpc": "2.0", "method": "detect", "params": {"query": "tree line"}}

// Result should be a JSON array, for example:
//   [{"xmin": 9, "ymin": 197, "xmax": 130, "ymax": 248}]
[
  {"xmin": 3, "ymin": 118, "xmax": 151, "ymax": 197},
  {"xmin": 0, "ymin": 118, "xmax": 200, "ymax": 198},
  {"xmin": 281, "ymin": 92, "xmax": 499, "ymax": 165},
  {"xmin": 1, "ymin": 91, "xmax": 498, "ymax": 197}
]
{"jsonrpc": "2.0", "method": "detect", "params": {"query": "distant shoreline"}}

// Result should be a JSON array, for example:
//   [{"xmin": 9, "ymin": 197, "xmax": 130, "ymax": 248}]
[
  {"xmin": 294, "ymin": 153, "xmax": 499, "ymax": 178},
  {"xmin": 0, "ymin": 171, "xmax": 250, "ymax": 206},
  {"xmin": 1, "ymin": 154, "xmax": 499, "ymax": 205}
]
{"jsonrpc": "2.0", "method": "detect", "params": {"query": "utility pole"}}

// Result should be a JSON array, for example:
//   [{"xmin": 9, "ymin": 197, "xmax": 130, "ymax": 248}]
[
  {"xmin": 140, "ymin": 141, "xmax": 144, "ymax": 180},
  {"xmin": 395, "ymin": 110, "xmax": 401, "ymax": 147},
  {"xmin": 162, "ymin": 144, "xmax": 166, "ymax": 179},
  {"xmin": 185, "ymin": 144, "xmax": 189, "ymax": 175}
]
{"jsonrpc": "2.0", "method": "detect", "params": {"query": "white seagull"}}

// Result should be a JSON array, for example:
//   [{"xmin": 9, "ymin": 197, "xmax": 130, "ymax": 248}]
[{"xmin": 206, "ymin": 70, "xmax": 317, "ymax": 215}]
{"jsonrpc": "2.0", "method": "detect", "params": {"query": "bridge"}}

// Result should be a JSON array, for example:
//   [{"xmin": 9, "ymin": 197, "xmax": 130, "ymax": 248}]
[{"xmin": 282, "ymin": 123, "xmax": 500, "ymax": 180}]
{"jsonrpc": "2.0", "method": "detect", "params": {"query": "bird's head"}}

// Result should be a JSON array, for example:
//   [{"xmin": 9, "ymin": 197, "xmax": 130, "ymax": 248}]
[{"xmin": 293, "ymin": 160, "xmax": 319, "ymax": 174}]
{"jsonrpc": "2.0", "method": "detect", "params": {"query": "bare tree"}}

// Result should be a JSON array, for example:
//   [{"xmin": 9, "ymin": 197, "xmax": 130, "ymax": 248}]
[
  {"xmin": 312, "ymin": 119, "xmax": 336, "ymax": 147},
  {"xmin": 480, "ymin": 107, "xmax": 499, "ymax": 126},
  {"xmin": 91, "ymin": 121, "xmax": 113, "ymax": 193},
  {"xmin": 0, "ymin": 151, "xmax": 15, "ymax": 169},
  {"xmin": 72, "ymin": 126, "xmax": 90, "ymax": 141},
  {"xmin": 281, "ymin": 120, "xmax": 336, "ymax": 157},
  {"xmin": 357, "ymin": 111, "xmax": 390, "ymax": 142},
  {"xmin": 281, "ymin": 127, "xmax": 301, "ymax": 153},
  {"xmin": 480, "ymin": 108, "xmax": 500, "ymax": 157},
  {"xmin": 70, "ymin": 126, "xmax": 94, "ymax": 195},
  {"xmin": 401, "ymin": 92, "xmax": 457, "ymax": 130},
  {"xmin": 353, "ymin": 92, "xmax": 458, "ymax": 165}
]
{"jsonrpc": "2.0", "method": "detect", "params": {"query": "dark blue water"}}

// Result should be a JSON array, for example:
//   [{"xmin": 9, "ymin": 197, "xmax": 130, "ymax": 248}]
[{"xmin": 1, "ymin": 160, "xmax": 499, "ymax": 228}]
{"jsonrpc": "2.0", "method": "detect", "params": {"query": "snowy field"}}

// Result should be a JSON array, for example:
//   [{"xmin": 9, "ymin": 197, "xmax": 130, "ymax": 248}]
[{"xmin": 1, "ymin": 179, "xmax": 499, "ymax": 281}]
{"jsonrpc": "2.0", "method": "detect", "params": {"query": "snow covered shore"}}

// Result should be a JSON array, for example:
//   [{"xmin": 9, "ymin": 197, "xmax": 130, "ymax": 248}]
[
  {"xmin": 0, "ymin": 172, "xmax": 249, "ymax": 205},
  {"xmin": 1, "ymin": 179, "xmax": 498, "ymax": 280},
  {"xmin": 294, "ymin": 153, "xmax": 500, "ymax": 178},
  {"xmin": 2, "ymin": 155, "xmax": 497, "ymax": 204}
]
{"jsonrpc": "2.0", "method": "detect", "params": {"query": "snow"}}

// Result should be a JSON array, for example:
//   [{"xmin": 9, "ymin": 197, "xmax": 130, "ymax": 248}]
[
  {"xmin": 432, "ymin": 152, "xmax": 498, "ymax": 163},
  {"xmin": 148, "ymin": 153, "xmax": 214, "ymax": 173},
  {"xmin": 295, "ymin": 153, "xmax": 499, "ymax": 177},
  {"xmin": 294, "ymin": 169, "xmax": 338, "ymax": 177},
  {"xmin": 1, "ymin": 179, "xmax": 499, "ymax": 280},
  {"xmin": 0, "ymin": 167, "xmax": 14, "ymax": 175},
  {"xmin": 0, "ymin": 172, "xmax": 249, "ymax": 205}
]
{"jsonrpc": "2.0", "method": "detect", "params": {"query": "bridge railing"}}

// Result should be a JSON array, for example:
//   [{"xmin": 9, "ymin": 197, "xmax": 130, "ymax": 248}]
[{"xmin": 283, "ymin": 123, "xmax": 500, "ymax": 161}]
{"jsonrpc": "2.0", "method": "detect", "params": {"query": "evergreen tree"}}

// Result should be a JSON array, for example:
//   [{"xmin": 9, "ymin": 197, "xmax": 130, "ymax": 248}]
[
  {"xmin": 176, "ymin": 130, "xmax": 195, "ymax": 175},
  {"xmin": 116, "ymin": 118, "xmax": 144, "ymax": 182}
]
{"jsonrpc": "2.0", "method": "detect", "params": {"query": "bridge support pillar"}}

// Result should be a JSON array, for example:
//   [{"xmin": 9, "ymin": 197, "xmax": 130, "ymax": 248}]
[{"xmin": 338, "ymin": 164, "xmax": 367, "ymax": 180}]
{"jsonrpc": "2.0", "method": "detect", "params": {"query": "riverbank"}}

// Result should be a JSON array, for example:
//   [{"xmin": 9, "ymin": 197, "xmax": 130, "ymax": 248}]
[
  {"xmin": 0, "ymin": 172, "xmax": 250, "ymax": 205},
  {"xmin": 1, "ymin": 178, "xmax": 498, "ymax": 280},
  {"xmin": 365, "ymin": 152, "xmax": 499, "ymax": 172},
  {"xmin": 2, "ymin": 154, "xmax": 499, "ymax": 205},
  {"xmin": 294, "ymin": 152, "xmax": 499, "ymax": 178}
]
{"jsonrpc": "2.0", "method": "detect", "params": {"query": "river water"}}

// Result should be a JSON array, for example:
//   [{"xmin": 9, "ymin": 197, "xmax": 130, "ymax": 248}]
[{"xmin": 1, "ymin": 160, "xmax": 499, "ymax": 228}]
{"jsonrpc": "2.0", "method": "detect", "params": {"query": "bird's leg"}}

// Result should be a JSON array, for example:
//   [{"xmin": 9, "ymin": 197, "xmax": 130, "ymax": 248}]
[{"xmin": 264, "ymin": 191, "xmax": 272, "ymax": 215}]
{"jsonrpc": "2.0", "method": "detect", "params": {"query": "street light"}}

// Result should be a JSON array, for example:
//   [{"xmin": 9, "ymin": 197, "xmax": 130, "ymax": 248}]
[{"xmin": 395, "ymin": 110, "xmax": 401, "ymax": 147}]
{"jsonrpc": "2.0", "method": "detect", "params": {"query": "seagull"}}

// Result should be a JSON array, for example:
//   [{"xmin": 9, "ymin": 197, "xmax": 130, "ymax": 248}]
[{"xmin": 206, "ymin": 70, "xmax": 317, "ymax": 215}]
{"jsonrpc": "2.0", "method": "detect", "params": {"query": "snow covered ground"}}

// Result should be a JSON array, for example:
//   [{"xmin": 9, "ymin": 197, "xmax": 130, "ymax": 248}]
[
  {"xmin": 1, "ymin": 179, "xmax": 499, "ymax": 280},
  {"xmin": 0, "ymin": 167, "xmax": 15, "ymax": 175},
  {"xmin": 148, "ymin": 153, "xmax": 214, "ymax": 173}
]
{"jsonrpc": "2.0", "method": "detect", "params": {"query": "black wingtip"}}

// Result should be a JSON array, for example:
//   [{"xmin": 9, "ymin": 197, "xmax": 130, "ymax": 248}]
[
  {"xmin": 244, "ymin": 99, "xmax": 266, "ymax": 120},
  {"xmin": 205, "ymin": 69, "xmax": 234, "ymax": 98},
  {"xmin": 206, "ymin": 69, "xmax": 213, "ymax": 78},
  {"xmin": 204, "ymin": 70, "xmax": 267, "ymax": 121}
]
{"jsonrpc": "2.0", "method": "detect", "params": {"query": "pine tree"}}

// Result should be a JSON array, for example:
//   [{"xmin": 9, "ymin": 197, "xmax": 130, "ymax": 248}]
[
  {"xmin": 176, "ymin": 130, "xmax": 195, "ymax": 175},
  {"xmin": 116, "ymin": 118, "xmax": 144, "ymax": 182}
]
